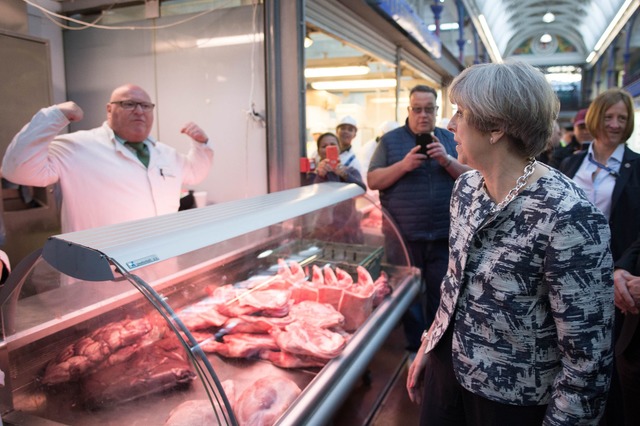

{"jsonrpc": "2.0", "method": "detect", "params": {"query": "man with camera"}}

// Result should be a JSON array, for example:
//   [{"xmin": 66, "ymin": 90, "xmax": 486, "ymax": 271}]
[{"xmin": 368, "ymin": 85, "xmax": 469, "ymax": 352}]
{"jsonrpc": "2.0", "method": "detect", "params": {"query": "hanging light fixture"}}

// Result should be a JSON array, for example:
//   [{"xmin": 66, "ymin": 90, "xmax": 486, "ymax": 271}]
[
  {"xmin": 304, "ymin": 32, "xmax": 314, "ymax": 48},
  {"xmin": 542, "ymin": 12, "xmax": 555, "ymax": 23},
  {"xmin": 540, "ymin": 33, "xmax": 553, "ymax": 43}
]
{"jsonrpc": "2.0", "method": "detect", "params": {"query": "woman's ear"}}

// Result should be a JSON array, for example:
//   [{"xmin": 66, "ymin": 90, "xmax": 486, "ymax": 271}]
[{"xmin": 489, "ymin": 129, "xmax": 505, "ymax": 144}]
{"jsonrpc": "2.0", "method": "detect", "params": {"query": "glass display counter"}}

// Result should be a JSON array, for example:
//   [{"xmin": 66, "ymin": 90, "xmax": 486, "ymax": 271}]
[{"xmin": 0, "ymin": 182, "xmax": 420, "ymax": 425}]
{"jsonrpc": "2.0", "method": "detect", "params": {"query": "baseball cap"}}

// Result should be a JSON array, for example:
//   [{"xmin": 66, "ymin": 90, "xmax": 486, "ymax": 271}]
[
  {"xmin": 337, "ymin": 115, "xmax": 358, "ymax": 129},
  {"xmin": 573, "ymin": 109, "xmax": 588, "ymax": 126}
]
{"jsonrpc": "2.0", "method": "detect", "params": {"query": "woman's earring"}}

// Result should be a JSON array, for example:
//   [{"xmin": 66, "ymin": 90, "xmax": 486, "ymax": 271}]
[{"xmin": 489, "ymin": 137, "xmax": 494, "ymax": 144}]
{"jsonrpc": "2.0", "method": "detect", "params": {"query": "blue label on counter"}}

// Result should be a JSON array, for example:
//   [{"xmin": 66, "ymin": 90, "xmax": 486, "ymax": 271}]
[{"xmin": 126, "ymin": 255, "xmax": 160, "ymax": 269}]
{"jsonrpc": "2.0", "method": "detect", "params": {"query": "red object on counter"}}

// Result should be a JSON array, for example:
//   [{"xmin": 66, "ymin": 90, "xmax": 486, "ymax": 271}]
[{"xmin": 300, "ymin": 157, "xmax": 310, "ymax": 173}]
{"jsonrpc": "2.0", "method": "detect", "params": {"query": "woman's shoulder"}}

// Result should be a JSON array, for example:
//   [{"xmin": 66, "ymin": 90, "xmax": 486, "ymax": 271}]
[{"xmin": 535, "ymin": 168, "xmax": 606, "ymax": 217}]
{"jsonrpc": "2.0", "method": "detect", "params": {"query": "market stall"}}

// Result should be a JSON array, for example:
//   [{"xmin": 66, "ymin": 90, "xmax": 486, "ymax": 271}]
[{"xmin": 0, "ymin": 182, "xmax": 420, "ymax": 425}]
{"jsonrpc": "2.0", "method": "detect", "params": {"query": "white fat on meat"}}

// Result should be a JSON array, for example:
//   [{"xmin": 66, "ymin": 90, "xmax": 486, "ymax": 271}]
[
  {"xmin": 163, "ymin": 400, "xmax": 216, "ymax": 426},
  {"xmin": 271, "ymin": 322, "xmax": 346, "ymax": 359},
  {"xmin": 164, "ymin": 380, "xmax": 235, "ymax": 426},
  {"xmin": 288, "ymin": 300, "xmax": 344, "ymax": 329},
  {"xmin": 338, "ymin": 266, "xmax": 376, "ymax": 332},
  {"xmin": 199, "ymin": 333, "xmax": 279, "ymax": 359},
  {"xmin": 176, "ymin": 296, "xmax": 229, "ymax": 331},
  {"xmin": 215, "ymin": 285, "xmax": 291, "ymax": 318},
  {"xmin": 259, "ymin": 350, "xmax": 327, "ymax": 369},
  {"xmin": 235, "ymin": 376, "xmax": 301, "ymax": 426}
]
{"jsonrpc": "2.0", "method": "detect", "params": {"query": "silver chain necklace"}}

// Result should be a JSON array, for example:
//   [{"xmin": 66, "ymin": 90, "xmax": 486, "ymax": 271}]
[{"xmin": 489, "ymin": 158, "xmax": 537, "ymax": 215}]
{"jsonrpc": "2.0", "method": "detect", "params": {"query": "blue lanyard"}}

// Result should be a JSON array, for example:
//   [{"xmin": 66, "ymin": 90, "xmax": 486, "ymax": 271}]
[
  {"xmin": 344, "ymin": 154, "xmax": 355, "ymax": 167},
  {"xmin": 588, "ymin": 153, "xmax": 619, "ymax": 178}
]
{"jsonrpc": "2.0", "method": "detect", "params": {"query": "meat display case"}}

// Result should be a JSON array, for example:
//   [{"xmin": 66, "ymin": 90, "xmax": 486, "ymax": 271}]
[{"xmin": 0, "ymin": 182, "xmax": 420, "ymax": 425}]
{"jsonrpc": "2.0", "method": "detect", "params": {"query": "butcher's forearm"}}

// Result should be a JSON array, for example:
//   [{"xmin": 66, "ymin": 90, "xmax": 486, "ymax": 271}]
[
  {"xmin": 2, "ymin": 106, "xmax": 66, "ymax": 186},
  {"xmin": 183, "ymin": 142, "xmax": 214, "ymax": 185},
  {"xmin": 367, "ymin": 163, "xmax": 407, "ymax": 190}
]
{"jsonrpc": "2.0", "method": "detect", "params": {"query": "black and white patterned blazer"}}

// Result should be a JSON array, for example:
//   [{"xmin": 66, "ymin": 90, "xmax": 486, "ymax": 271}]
[{"xmin": 425, "ymin": 167, "xmax": 614, "ymax": 425}]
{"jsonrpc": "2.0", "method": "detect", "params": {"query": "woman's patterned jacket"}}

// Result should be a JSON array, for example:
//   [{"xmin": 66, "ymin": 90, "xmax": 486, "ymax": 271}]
[{"xmin": 424, "ymin": 167, "xmax": 614, "ymax": 425}]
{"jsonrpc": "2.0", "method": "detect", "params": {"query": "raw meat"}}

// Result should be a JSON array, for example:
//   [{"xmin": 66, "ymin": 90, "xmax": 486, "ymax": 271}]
[
  {"xmin": 177, "ymin": 296, "xmax": 229, "ymax": 331},
  {"xmin": 372, "ymin": 270, "xmax": 391, "ymax": 306},
  {"xmin": 199, "ymin": 333, "xmax": 279, "ymax": 358},
  {"xmin": 164, "ymin": 400, "xmax": 216, "ymax": 426},
  {"xmin": 311, "ymin": 264, "xmax": 324, "ymax": 286},
  {"xmin": 164, "ymin": 380, "xmax": 236, "ymax": 425},
  {"xmin": 288, "ymin": 300, "xmax": 344, "ymax": 329},
  {"xmin": 219, "ymin": 314, "xmax": 294, "ymax": 335},
  {"xmin": 259, "ymin": 350, "xmax": 327, "ymax": 369},
  {"xmin": 235, "ymin": 376, "xmax": 301, "ymax": 426},
  {"xmin": 338, "ymin": 267, "xmax": 376, "ymax": 331},
  {"xmin": 81, "ymin": 337, "xmax": 195, "ymax": 408},
  {"xmin": 323, "ymin": 265, "xmax": 338, "ymax": 286},
  {"xmin": 216, "ymin": 287, "xmax": 291, "ymax": 318},
  {"xmin": 271, "ymin": 322, "xmax": 346, "ymax": 359},
  {"xmin": 41, "ymin": 315, "xmax": 160, "ymax": 385},
  {"xmin": 334, "ymin": 267, "xmax": 353, "ymax": 287}
]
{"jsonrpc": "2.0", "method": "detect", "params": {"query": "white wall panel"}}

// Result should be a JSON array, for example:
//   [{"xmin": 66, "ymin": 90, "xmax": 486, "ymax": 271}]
[{"xmin": 63, "ymin": 5, "xmax": 267, "ymax": 206}]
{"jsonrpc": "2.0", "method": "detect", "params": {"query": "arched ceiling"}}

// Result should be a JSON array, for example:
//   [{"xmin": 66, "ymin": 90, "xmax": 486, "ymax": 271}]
[{"xmin": 461, "ymin": 0, "xmax": 639, "ymax": 66}]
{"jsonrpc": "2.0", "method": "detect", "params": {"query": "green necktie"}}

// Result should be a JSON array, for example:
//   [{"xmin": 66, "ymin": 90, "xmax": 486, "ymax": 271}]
[{"xmin": 126, "ymin": 142, "xmax": 150, "ymax": 168}]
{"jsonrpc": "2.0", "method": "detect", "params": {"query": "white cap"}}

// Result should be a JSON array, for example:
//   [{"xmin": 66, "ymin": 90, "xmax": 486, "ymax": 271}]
[
  {"xmin": 337, "ymin": 115, "xmax": 358, "ymax": 129},
  {"xmin": 378, "ymin": 120, "xmax": 400, "ymax": 136}
]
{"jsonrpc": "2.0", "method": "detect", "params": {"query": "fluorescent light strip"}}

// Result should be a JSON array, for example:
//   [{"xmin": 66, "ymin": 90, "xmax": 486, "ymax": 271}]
[
  {"xmin": 197, "ymin": 33, "xmax": 264, "ymax": 48},
  {"xmin": 304, "ymin": 66, "xmax": 370, "ymax": 78},
  {"xmin": 588, "ymin": 0, "xmax": 638, "ymax": 65},
  {"xmin": 310, "ymin": 79, "xmax": 397, "ymax": 91},
  {"xmin": 427, "ymin": 22, "xmax": 460, "ymax": 31},
  {"xmin": 594, "ymin": 0, "xmax": 633, "ymax": 51},
  {"xmin": 478, "ymin": 14, "xmax": 502, "ymax": 63}
]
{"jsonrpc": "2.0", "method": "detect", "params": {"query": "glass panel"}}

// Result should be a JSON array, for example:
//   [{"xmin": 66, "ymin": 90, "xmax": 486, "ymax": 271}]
[{"xmin": 0, "ymin": 191, "xmax": 414, "ymax": 424}]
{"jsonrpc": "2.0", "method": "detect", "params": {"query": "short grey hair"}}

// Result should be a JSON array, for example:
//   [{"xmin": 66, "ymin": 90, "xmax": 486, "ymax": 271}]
[{"xmin": 448, "ymin": 61, "xmax": 559, "ymax": 158}]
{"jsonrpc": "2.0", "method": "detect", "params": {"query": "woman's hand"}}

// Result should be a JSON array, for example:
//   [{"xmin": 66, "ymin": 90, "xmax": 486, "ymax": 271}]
[
  {"xmin": 614, "ymin": 269, "xmax": 640, "ymax": 314},
  {"xmin": 335, "ymin": 163, "xmax": 347, "ymax": 178},
  {"xmin": 406, "ymin": 338, "xmax": 429, "ymax": 405},
  {"xmin": 316, "ymin": 159, "xmax": 331, "ymax": 177}
]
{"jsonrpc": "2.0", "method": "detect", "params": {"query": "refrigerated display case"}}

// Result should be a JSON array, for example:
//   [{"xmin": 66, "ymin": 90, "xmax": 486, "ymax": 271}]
[{"xmin": 0, "ymin": 182, "xmax": 420, "ymax": 425}]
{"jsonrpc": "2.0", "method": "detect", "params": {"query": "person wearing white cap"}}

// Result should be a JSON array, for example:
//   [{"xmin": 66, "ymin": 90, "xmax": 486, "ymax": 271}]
[
  {"xmin": 336, "ymin": 116, "xmax": 364, "ymax": 179},
  {"xmin": 358, "ymin": 120, "xmax": 400, "ymax": 187}
]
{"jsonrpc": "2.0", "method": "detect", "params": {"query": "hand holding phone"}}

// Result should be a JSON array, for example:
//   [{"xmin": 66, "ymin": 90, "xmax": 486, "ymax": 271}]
[
  {"xmin": 326, "ymin": 145, "xmax": 340, "ymax": 169},
  {"xmin": 416, "ymin": 133, "xmax": 432, "ymax": 157}
]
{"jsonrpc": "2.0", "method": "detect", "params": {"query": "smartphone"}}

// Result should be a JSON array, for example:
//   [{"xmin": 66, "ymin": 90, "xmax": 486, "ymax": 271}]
[
  {"xmin": 326, "ymin": 145, "xmax": 339, "ymax": 168},
  {"xmin": 416, "ymin": 133, "xmax": 432, "ymax": 157}
]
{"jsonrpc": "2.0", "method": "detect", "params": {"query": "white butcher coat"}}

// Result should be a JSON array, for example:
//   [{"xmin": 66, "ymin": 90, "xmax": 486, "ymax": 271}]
[{"xmin": 2, "ymin": 106, "xmax": 214, "ymax": 233}]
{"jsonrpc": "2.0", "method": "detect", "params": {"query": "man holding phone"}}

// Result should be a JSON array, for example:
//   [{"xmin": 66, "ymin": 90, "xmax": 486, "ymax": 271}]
[{"xmin": 368, "ymin": 85, "xmax": 470, "ymax": 352}]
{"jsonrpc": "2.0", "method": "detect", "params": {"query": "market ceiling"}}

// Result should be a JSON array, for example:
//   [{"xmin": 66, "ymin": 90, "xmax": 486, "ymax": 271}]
[
  {"xmin": 461, "ymin": 0, "xmax": 639, "ymax": 66},
  {"xmin": 47, "ymin": 0, "xmax": 639, "ymax": 69}
]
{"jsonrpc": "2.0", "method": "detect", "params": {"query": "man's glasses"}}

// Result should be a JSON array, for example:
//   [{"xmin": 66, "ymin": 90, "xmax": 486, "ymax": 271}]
[
  {"xmin": 408, "ymin": 106, "xmax": 438, "ymax": 115},
  {"xmin": 110, "ymin": 100, "xmax": 155, "ymax": 111}
]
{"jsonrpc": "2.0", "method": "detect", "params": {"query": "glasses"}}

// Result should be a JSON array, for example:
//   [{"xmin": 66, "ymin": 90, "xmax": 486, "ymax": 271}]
[
  {"xmin": 110, "ymin": 100, "xmax": 155, "ymax": 111},
  {"xmin": 409, "ymin": 106, "xmax": 438, "ymax": 115}
]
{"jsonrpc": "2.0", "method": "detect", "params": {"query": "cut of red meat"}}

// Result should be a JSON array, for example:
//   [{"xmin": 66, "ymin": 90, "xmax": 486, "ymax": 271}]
[
  {"xmin": 235, "ymin": 375, "xmax": 301, "ymax": 426},
  {"xmin": 81, "ymin": 337, "xmax": 195, "ymax": 408}
]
